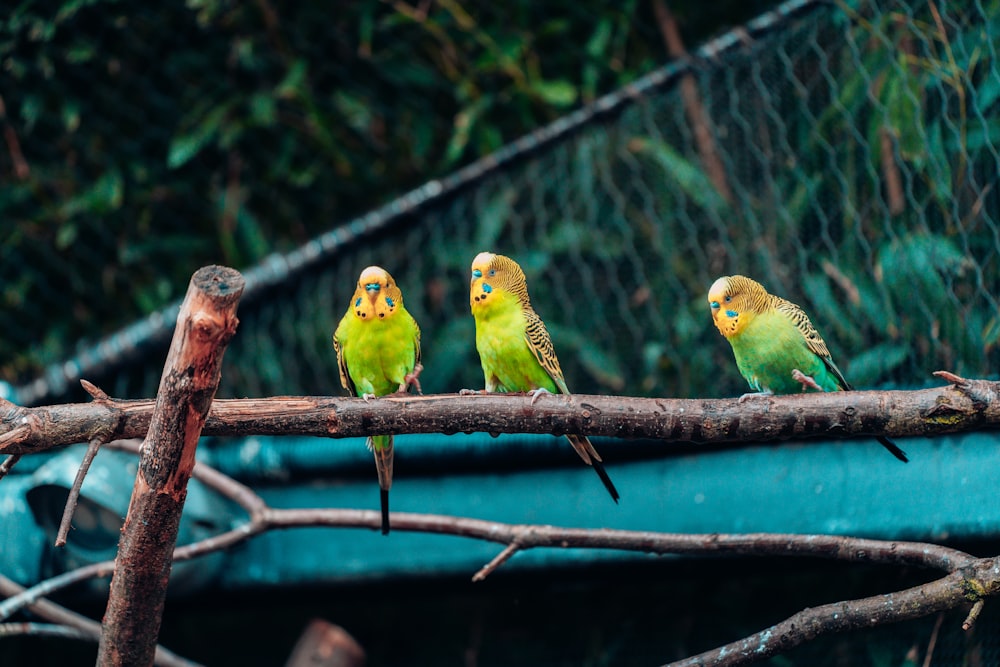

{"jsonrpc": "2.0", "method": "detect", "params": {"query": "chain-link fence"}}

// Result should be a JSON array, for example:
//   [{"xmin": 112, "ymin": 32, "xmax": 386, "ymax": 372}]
[{"xmin": 5, "ymin": 0, "xmax": 998, "ymax": 407}]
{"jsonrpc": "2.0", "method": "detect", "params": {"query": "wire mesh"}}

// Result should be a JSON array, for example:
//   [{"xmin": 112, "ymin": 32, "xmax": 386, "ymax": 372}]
[{"xmin": 5, "ymin": 0, "xmax": 997, "ymax": 406}]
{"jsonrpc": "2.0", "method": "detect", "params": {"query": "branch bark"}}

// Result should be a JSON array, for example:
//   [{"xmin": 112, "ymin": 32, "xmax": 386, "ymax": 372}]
[
  {"xmin": 96, "ymin": 266, "xmax": 244, "ymax": 667},
  {"xmin": 1, "ymin": 374, "xmax": 996, "ymax": 456}
]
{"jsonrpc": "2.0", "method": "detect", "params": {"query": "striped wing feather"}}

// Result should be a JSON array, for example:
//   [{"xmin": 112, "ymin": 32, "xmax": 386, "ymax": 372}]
[
  {"xmin": 522, "ymin": 307, "xmax": 570, "ymax": 395},
  {"xmin": 332, "ymin": 334, "xmax": 358, "ymax": 397},
  {"xmin": 770, "ymin": 295, "xmax": 851, "ymax": 390}
]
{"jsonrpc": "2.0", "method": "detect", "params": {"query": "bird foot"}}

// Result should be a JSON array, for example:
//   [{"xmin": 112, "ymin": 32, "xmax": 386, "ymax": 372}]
[
  {"xmin": 791, "ymin": 369, "xmax": 823, "ymax": 392},
  {"xmin": 528, "ymin": 387, "xmax": 552, "ymax": 405},
  {"xmin": 737, "ymin": 390, "xmax": 773, "ymax": 404},
  {"xmin": 396, "ymin": 363, "xmax": 424, "ymax": 395},
  {"xmin": 362, "ymin": 393, "xmax": 376, "ymax": 402},
  {"xmin": 459, "ymin": 388, "xmax": 487, "ymax": 396}
]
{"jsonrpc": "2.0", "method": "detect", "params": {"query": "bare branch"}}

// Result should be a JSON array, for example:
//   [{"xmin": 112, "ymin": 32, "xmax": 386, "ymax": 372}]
[
  {"xmin": 3, "ymin": 374, "xmax": 999, "ymax": 457},
  {"xmin": 473, "ymin": 543, "xmax": 521, "ymax": 582},
  {"xmin": 0, "ymin": 574, "xmax": 201, "ymax": 667},
  {"xmin": 0, "ymin": 454, "xmax": 21, "ymax": 481},
  {"xmin": 962, "ymin": 598, "xmax": 985, "ymax": 631},
  {"xmin": 663, "ymin": 556, "xmax": 1000, "ymax": 667},
  {"xmin": 923, "ymin": 612, "xmax": 945, "ymax": 667},
  {"xmin": 98, "ymin": 265, "xmax": 244, "ymax": 667},
  {"xmin": 55, "ymin": 437, "xmax": 105, "ymax": 547},
  {"xmin": 0, "ymin": 622, "xmax": 94, "ymax": 641}
]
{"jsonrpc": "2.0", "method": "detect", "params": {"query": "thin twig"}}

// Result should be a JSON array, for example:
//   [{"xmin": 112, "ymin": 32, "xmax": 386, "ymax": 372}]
[
  {"xmin": 472, "ymin": 543, "xmax": 521, "ymax": 582},
  {"xmin": 0, "ymin": 454, "xmax": 22, "ymax": 481},
  {"xmin": 0, "ymin": 622, "xmax": 93, "ymax": 641},
  {"xmin": 0, "ymin": 574, "xmax": 200, "ymax": 667},
  {"xmin": 933, "ymin": 369, "xmax": 968, "ymax": 386},
  {"xmin": 922, "ymin": 612, "xmax": 945, "ymax": 667},
  {"xmin": 55, "ymin": 437, "xmax": 105, "ymax": 547},
  {"xmin": 962, "ymin": 599, "xmax": 984, "ymax": 631},
  {"xmin": 0, "ymin": 95, "xmax": 29, "ymax": 180},
  {"xmin": 0, "ymin": 563, "xmax": 112, "ymax": 620}
]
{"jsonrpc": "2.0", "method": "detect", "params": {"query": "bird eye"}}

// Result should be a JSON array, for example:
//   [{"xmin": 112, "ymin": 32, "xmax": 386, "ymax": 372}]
[
  {"xmin": 488, "ymin": 269, "xmax": 496, "ymax": 277},
  {"xmin": 724, "ymin": 295, "xmax": 732, "ymax": 303}
]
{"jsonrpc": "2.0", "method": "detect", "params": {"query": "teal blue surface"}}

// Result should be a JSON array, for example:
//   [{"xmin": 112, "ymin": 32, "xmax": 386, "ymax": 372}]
[
  {"xmin": 215, "ymin": 431, "xmax": 996, "ymax": 589},
  {"xmin": 2, "ymin": 432, "xmax": 997, "ymax": 593}
]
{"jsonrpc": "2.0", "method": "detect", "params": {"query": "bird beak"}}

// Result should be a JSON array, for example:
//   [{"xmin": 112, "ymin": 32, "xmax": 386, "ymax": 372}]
[{"xmin": 365, "ymin": 282, "xmax": 381, "ymax": 303}]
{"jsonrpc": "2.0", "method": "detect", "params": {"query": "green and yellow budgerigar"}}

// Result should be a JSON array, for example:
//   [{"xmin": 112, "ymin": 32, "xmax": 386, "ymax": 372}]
[
  {"xmin": 469, "ymin": 251, "xmax": 620, "ymax": 501},
  {"xmin": 708, "ymin": 274, "xmax": 908, "ymax": 462},
  {"xmin": 334, "ymin": 266, "xmax": 423, "ymax": 534}
]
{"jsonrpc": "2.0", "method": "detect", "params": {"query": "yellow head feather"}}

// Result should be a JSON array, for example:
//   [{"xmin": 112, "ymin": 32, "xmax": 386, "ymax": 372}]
[
  {"xmin": 350, "ymin": 265, "xmax": 405, "ymax": 322},
  {"xmin": 469, "ymin": 251, "xmax": 531, "ymax": 313},
  {"xmin": 707, "ymin": 275, "xmax": 770, "ymax": 339}
]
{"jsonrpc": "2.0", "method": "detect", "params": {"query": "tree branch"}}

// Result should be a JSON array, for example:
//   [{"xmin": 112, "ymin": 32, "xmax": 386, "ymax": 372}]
[
  {"xmin": 664, "ymin": 557, "xmax": 1000, "ymax": 667},
  {"xmin": 97, "ymin": 265, "xmax": 244, "ymax": 667},
  {"xmin": 0, "ymin": 573, "xmax": 202, "ymax": 667},
  {"xmin": 1, "ymin": 373, "xmax": 996, "ymax": 457}
]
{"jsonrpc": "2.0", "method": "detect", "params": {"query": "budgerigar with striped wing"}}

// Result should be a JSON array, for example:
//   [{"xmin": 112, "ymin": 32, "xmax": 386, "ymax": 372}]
[
  {"xmin": 334, "ymin": 266, "xmax": 423, "ymax": 534},
  {"xmin": 708, "ymin": 274, "xmax": 908, "ymax": 462},
  {"xmin": 469, "ymin": 251, "xmax": 620, "ymax": 501}
]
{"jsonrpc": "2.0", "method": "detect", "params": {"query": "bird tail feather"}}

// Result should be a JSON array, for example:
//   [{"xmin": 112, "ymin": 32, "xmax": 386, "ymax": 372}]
[
  {"xmin": 368, "ymin": 435, "xmax": 394, "ymax": 534},
  {"xmin": 566, "ymin": 434, "xmax": 620, "ymax": 503}
]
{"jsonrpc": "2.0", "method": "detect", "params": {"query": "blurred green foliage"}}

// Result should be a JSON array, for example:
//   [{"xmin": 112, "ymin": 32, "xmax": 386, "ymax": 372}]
[
  {"xmin": 1, "ymin": 0, "xmax": 998, "ymax": 403},
  {"xmin": 0, "ymin": 0, "xmax": 775, "ymax": 383}
]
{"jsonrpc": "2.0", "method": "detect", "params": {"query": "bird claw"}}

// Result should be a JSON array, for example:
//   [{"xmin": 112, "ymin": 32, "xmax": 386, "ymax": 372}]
[
  {"xmin": 528, "ymin": 387, "xmax": 551, "ymax": 405},
  {"xmin": 791, "ymin": 369, "xmax": 823, "ymax": 392},
  {"xmin": 362, "ymin": 393, "xmax": 376, "ymax": 402},
  {"xmin": 737, "ymin": 390, "xmax": 772, "ymax": 404},
  {"xmin": 459, "ymin": 388, "xmax": 486, "ymax": 396},
  {"xmin": 397, "ymin": 363, "xmax": 424, "ymax": 395}
]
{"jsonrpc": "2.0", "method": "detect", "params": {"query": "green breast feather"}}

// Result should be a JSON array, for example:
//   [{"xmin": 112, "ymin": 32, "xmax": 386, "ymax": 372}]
[
  {"xmin": 474, "ymin": 293, "xmax": 559, "ymax": 394},
  {"xmin": 730, "ymin": 306, "xmax": 845, "ymax": 395}
]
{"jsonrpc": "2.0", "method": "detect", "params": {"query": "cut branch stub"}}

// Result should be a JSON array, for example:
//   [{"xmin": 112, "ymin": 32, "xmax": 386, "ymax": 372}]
[{"xmin": 96, "ymin": 266, "xmax": 244, "ymax": 667}]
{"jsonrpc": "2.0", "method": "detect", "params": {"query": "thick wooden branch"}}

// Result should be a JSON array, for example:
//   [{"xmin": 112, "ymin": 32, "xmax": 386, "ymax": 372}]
[
  {"xmin": 1, "ymin": 374, "xmax": 997, "ymax": 456},
  {"xmin": 96, "ymin": 266, "xmax": 244, "ymax": 667}
]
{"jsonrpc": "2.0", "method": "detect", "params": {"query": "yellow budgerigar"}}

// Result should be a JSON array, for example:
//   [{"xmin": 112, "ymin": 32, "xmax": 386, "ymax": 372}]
[
  {"xmin": 334, "ymin": 266, "xmax": 423, "ymax": 534},
  {"xmin": 708, "ymin": 274, "xmax": 907, "ymax": 462},
  {"xmin": 469, "ymin": 251, "xmax": 620, "ymax": 501}
]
